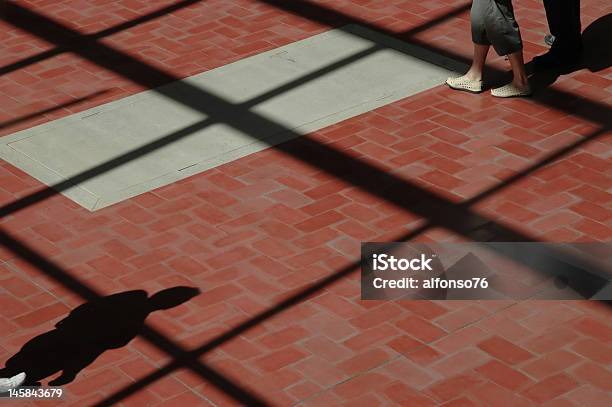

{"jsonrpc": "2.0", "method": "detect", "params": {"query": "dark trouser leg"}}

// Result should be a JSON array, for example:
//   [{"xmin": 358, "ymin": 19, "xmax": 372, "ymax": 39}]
[{"xmin": 543, "ymin": 0, "xmax": 582, "ymax": 56}]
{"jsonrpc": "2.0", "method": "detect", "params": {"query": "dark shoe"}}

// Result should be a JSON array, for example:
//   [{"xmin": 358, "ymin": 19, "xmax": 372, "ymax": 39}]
[{"xmin": 533, "ymin": 50, "xmax": 581, "ymax": 71}]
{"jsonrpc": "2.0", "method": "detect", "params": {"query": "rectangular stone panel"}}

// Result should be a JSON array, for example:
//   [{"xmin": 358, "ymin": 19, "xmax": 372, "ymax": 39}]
[{"xmin": 0, "ymin": 25, "xmax": 461, "ymax": 210}]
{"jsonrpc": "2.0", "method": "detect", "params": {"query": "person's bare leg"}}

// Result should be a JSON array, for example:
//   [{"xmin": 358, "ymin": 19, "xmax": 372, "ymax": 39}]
[
  {"xmin": 464, "ymin": 43, "xmax": 490, "ymax": 81},
  {"xmin": 507, "ymin": 50, "xmax": 530, "ymax": 89}
]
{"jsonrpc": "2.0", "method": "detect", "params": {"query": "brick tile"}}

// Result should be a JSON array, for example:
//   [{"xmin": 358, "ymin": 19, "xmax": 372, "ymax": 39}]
[
  {"xmin": 430, "ymin": 348, "xmax": 489, "ymax": 378},
  {"xmin": 572, "ymin": 219, "xmax": 612, "ymax": 240},
  {"xmin": 521, "ymin": 349, "xmax": 582, "ymax": 380},
  {"xmin": 259, "ymin": 325, "xmax": 310, "ymax": 349},
  {"xmin": 193, "ymin": 284, "xmax": 242, "ymax": 308},
  {"xmin": 397, "ymin": 300, "xmax": 448, "ymax": 320},
  {"xmin": 495, "ymin": 201, "xmax": 540, "ymax": 223},
  {"xmin": 498, "ymin": 140, "xmax": 541, "ymax": 158},
  {"xmin": 0, "ymin": 295, "xmax": 30, "ymax": 318},
  {"xmin": 421, "ymin": 170, "xmax": 464, "ymax": 189},
  {"xmin": 70, "ymin": 369, "xmax": 125, "ymax": 396},
  {"xmin": 222, "ymin": 336, "xmax": 263, "ymax": 360},
  {"xmin": 523, "ymin": 326, "xmax": 580, "ymax": 354},
  {"xmin": 433, "ymin": 325, "xmax": 489, "ymax": 354},
  {"xmin": 569, "ymin": 185, "xmax": 610, "ymax": 202},
  {"xmin": 431, "ymin": 114, "xmax": 472, "ymax": 131},
  {"xmin": 569, "ymin": 201, "xmax": 610, "ymax": 222},
  {"xmin": 338, "ymin": 348, "xmax": 391, "ymax": 375},
  {"xmin": 571, "ymin": 317, "xmax": 612, "ymax": 342},
  {"xmin": 570, "ymin": 338, "xmax": 612, "ymax": 364},
  {"xmin": 404, "ymin": 344, "xmax": 443, "ymax": 366},
  {"xmin": 478, "ymin": 336, "xmax": 534, "ymax": 365},
  {"xmin": 470, "ymin": 381, "xmax": 532, "ymax": 407},
  {"xmin": 251, "ymin": 238, "xmax": 295, "ymax": 258},
  {"xmin": 522, "ymin": 373, "xmax": 579, "ymax": 404},
  {"xmin": 333, "ymin": 372, "xmax": 391, "ymax": 400},
  {"xmin": 565, "ymin": 384, "xmax": 612, "ymax": 407},
  {"xmin": 303, "ymin": 336, "xmax": 353, "ymax": 362},
  {"xmin": 476, "ymin": 314, "xmax": 532, "ymax": 343},
  {"xmin": 294, "ymin": 210, "xmax": 345, "ymax": 232},
  {"xmin": 343, "ymin": 324, "xmax": 400, "ymax": 351},
  {"xmin": 254, "ymin": 347, "xmax": 308, "ymax": 372},
  {"xmin": 285, "ymin": 246, "xmax": 333, "ymax": 268},
  {"xmin": 286, "ymin": 380, "xmax": 321, "ymax": 401},
  {"xmin": 1, "ymin": 275, "xmax": 40, "ymax": 298},
  {"xmin": 530, "ymin": 211, "xmax": 581, "ymax": 232},
  {"xmin": 382, "ymin": 381, "xmax": 437, "ymax": 406},
  {"xmin": 573, "ymin": 362, "xmax": 612, "ymax": 391},
  {"xmin": 570, "ymin": 152, "xmax": 610, "ymax": 172},
  {"xmin": 31, "ymin": 222, "xmax": 73, "ymax": 242},
  {"xmin": 101, "ymin": 238, "xmax": 137, "ymax": 260},
  {"xmin": 475, "ymin": 360, "xmax": 532, "ymax": 390},
  {"xmin": 116, "ymin": 205, "xmax": 155, "ymax": 224},
  {"xmin": 87, "ymin": 255, "xmax": 135, "ymax": 278},
  {"xmin": 155, "ymin": 392, "xmax": 213, "ymax": 407},
  {"xmin": 434, "ymin": 305, "xmax": 489, "ymax": 332},
  {"xmin": 429, "ymin": 141, "xmax": 470, "ymax": 159},
  {"xmin": 439, "ymin": 397, "xmax": 478, "ymax": 407},
  {"xmin": 427, "ymin": 373, "xmax": 484, "ymax": 402},
  {"xmin": 396, "ymin": 315, "xmax": 447, "ymax": 343},
  {"xmin": 334, "ymin": 219, "xmax": 376, "ymax": 240},
  {"xmin": 296, "ymin": 356, "xmax": 348, "ymax": 388},
  {"xmin": 386, "ymin": 334, "xmax": 423, "ymax": 354},
  {"xmin": 13, "ymin": 302, "xmax": 69, "ymax": 328},
  {"xmin": 350, "ymin": 303, "xmax": 403, "ymax": 330}
]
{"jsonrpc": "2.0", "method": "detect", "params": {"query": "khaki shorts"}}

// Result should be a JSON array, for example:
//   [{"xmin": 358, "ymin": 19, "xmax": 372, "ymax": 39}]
[{"xmin": 471, "ymin": 0, "xmax": 523, "ymax": 56}]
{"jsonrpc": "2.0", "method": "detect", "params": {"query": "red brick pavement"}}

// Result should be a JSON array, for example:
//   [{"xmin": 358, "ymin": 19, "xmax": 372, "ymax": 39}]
[{"xmin": 0, "ymin": 0, "xmax": 611, "ymax": 406}]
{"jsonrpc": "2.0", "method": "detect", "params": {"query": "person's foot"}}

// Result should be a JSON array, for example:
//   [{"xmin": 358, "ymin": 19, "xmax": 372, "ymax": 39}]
[
  {"xmin": 0, "ymin": 372, "xmax": 26, "ymax": 393},
  {"xmin": 445, "ymin": 74, "xmax": 483, "ymax": 93},
  {"xmin": 491, "ymin": 82, "xmax": 532, "ymax": 98}
]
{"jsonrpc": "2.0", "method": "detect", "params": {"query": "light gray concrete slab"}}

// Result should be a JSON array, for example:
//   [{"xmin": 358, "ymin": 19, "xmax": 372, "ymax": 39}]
[{"xmin": 0, "ymin": 25, "xmax": 462, "ymax": 211}]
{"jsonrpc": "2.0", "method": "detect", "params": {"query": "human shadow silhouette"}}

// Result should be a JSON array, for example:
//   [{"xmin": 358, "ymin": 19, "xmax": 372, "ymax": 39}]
[
  {"xmin": 529, "ymin": 13, "xmax": 612, "ymax": 91},
  {"xmin": 0, "ymin": 286, "xmax": 199, "ymax": 386}
]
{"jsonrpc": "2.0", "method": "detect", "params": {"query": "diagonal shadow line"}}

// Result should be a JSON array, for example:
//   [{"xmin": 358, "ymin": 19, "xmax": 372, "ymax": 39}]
[
  {"xmin": 0, "ymin": 1, "xmax": 607, "ymax": 236},
  {"xmin": 2, "ymin": 0, "xmax": 611, "ymax": 128},
  {"xmin": 1, "ymin": 0, "xmax": 610, "ymax": 359},
  {"xmin": 95, "ymin": 132, "xmax": 612, "ymax": 407},
  {"xmin": 0, "ymin": 117, "xmax": 216, "ymax": 217},
  {"xmin": 256, "ymin": 0, "xmax": 612, "ymax": 126},
  {"xmin": 0, "ymin": 0, "xmax": 463, "ymax": 78},
  {"xmin": 0, "ymin": 90, "xmax": 109, "ymax": 130},
  {"xmin": 88, "ymin": 0, "xmax": 204, "ymax": 41},
  {"xmin": 463, "ymin": 127, "xmax": 611, "ymax": 206},
  {"xmin": 97, "ymin": 127, "xmax": 612, "ymax": 405},
  {"xmin": 0, "ymin": 226, "xmax": 270, "ymax": 406},
  {"xmin": 0, "ymin": 0, "xmax": 203, "ymax": 77},
  {"xmin": 0, "ymin": 93, "xmax": 608, "ymax": 292}
]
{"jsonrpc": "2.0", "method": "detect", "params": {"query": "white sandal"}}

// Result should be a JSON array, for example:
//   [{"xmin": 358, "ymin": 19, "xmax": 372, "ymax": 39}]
[
  {"xmin": 0, "ymin": 372, "xmax": 26, "ymax": 393},
  {"xmin": 491, "ymin": 83, "xmax": 532, "ymax": 98},
  {"xmin": 446, "ymin": 75, "xmax": 483, "ymax": 93}
]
